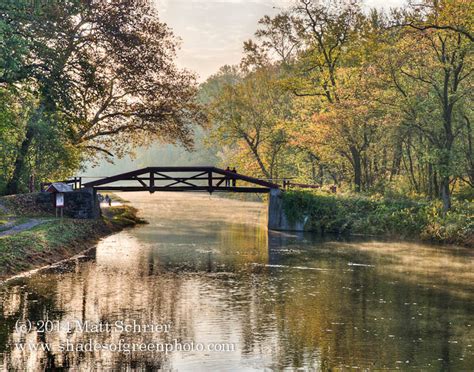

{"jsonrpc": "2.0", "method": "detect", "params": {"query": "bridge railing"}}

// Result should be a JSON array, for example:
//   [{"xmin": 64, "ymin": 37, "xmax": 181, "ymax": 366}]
[
  {"xmin": 79, "ymin": 167, "xmax": 280, "ymax": 194},
  {"xmin": 281, "ymin": 179, "xmax": 337, "ymax": 193}
]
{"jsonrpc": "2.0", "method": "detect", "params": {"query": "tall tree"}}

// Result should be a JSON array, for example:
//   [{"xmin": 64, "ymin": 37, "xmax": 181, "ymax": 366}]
[
  {"xmin": 388, "ymin": 0, "xmax": 473, "ymax": 210},
  {"xmin": 1, "ymin": 0, "xmax": 201, "ymax": 194},
  {"xmin": 290, "ymin": 0, "xmax": 363, "ymax": 102},
  {"xmin": 208, "ymin": 67, "xmax": 293, "ymax": 180}
]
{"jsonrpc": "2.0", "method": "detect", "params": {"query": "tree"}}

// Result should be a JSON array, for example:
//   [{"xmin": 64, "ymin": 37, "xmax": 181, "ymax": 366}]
[
  {"xmin": 0, "ymin": 88, "xmax": 25, "ymax": 192},
  {"xmin": 1, "ymin": 0, "xmax": 201, "ymax": 194},
  {"xmin": 208, "ymin": 67, "xmax": 293, "ymax": 180},
  {"xmin": 254, "ymin": 12, "xmax": 301, "ymax": 66},
  {"xmin": 394, "ymin": 0, "xmax": 473, "ymax": 42},
  {"xmin": 292, "ymin": 67, "xmax": 391, "ymax": 191},
  {"xmin": 290, "ymin": 0, "xmax": 363, "ymax": 102},
  {"xmin": 203, "ymin": 0, "xmax": 472, "ymax": 203},
  {"xmin": 387, "ymin": 0, "xmax": 473, "ymax": 210},
  {"xmin": 0, "ymin": 1, "xmax": 34, "ymax": 85}
]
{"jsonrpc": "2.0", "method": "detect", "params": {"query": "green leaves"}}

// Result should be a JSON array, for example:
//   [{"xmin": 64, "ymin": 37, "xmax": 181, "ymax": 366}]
[
  {"xmin": 0, "ymin": 0, "xmax": 202, "ymax": 194},
  {"xmin": 201, "ymin": 0, "xmax": 472, "ymax": 208}
]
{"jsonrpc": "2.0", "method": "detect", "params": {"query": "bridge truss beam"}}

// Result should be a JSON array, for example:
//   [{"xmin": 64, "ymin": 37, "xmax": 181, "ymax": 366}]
[{"xmin": 82, "ymin": 167, "xmax": 279, "ymax": 194}]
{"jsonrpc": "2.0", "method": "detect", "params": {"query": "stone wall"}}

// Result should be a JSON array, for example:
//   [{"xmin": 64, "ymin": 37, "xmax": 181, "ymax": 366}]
[
  {"xmin": 267, "ymin": 188, "xmax": 306, "ymax": 231},
  {"xmin": 36, "ymin": 188, "xmax": 100, "ymax": 219}
]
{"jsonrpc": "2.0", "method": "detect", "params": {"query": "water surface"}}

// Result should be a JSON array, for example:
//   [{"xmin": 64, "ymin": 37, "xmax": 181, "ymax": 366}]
[{"xmin": 0, "ymin": 192, "xmax": 473, "ymax": 370}]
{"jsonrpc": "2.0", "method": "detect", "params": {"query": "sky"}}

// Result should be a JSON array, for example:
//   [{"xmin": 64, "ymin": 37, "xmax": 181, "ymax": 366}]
[{"xmin": 155, "ymin": 0, "xmax": 407, "ymax": 81}]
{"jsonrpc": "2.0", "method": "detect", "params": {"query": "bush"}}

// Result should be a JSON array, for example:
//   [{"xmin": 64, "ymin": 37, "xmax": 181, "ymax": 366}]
[
  {"xmin": 421, "ymin": 199, "xmax": 474, "ymax": 246},
  {"xmin": 282, "ymin": 190, "xmax": 473, "ymax": 247}
]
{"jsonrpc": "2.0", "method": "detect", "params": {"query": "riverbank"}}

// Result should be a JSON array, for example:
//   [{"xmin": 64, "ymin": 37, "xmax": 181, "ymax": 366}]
[
  {"xmin": 0, "ymin": 194, "xmax": 145, "ymax": 280},
  {"xmin": 282, "ymin": 191, "xmax": 473, "ymax": 247}
]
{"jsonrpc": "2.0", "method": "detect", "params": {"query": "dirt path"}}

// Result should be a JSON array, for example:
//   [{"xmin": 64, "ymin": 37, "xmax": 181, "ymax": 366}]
[{"xmin": 0, "ymin": 219, "xmax": 47, "ymax": 237}]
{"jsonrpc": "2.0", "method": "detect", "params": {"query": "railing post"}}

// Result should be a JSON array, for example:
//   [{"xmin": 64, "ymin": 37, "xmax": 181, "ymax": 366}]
[
  {"xmin": 208, "ymin": 170, "xmax": 213, "ymax": 194},
  {"xmin": 150, "ymin": 172, "xmax": 155, "ymax": 193}
]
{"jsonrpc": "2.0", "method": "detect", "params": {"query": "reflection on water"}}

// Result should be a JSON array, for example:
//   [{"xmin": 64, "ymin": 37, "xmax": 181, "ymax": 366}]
[{"xmin": 0, "ymin": 192, "xmax": 473, "ymax": 371}]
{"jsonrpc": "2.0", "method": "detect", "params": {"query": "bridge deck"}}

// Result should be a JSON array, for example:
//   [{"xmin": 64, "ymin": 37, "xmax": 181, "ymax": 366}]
[{"xmin": 82, "ymin": 167, "xmax": 279, "ymax": 193}]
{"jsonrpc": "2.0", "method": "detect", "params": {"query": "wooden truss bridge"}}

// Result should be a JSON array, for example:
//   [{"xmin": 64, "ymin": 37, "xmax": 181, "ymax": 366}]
[{"xmin": 81, "ymin": 167, "xmax": 280, "ymax": 193}]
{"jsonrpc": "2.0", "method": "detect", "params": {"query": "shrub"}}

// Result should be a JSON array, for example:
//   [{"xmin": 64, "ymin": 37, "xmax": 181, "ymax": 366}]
[{"xmin": 282, "ymin": 190, "xmax": 473, "ymax": 247}]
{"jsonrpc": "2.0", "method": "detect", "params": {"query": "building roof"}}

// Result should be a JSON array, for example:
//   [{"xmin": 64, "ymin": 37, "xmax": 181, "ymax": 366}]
[{"xmin": 46, "ymin": 183, "xmax": 74, "ymax": 193}]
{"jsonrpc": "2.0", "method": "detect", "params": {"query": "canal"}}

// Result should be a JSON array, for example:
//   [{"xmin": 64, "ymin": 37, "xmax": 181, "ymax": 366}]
[{"xmin": 0, "ymin": 192, "xmax": 473, "ymax": 370}]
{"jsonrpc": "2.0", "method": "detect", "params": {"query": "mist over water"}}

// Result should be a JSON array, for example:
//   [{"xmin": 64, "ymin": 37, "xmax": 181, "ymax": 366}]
[{"xmin": 0, "ymin": 193, "xmax": 473, "ymax": 370}]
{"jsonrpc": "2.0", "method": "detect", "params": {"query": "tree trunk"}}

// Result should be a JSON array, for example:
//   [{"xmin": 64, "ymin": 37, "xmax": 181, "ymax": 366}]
[
  {"xmin": 428, "ymin": 162, "xmax": 434, "ymax": 199},
  {"xmin": 390, "ymin": 139, "xmax": 403, "ymax": 181},
  {"xmin": 405, "ymin": 141, "xmax": 419, "ymax": 193},
  {"xmin": 433, "ymin": 169, "xmax": 439, "ymax": 198},
  {"xmin": 310, "ymin": 154, "xmax": 317, "ymax": 183},
  {"xmin": 464, "ymin": 115, "xmax": 474, "ymax": 186},
  {"xmin": 440, "ymin": 176, "xmax": 451, "ymax": 212},
  {"xmin": 350, "ymin": 146, "xmax": 362, "ymax": 192},
  {"xmin": 318, "ymin": 164, "xmax": 324, "ymax": 187},
  {"xmin": 5, "ymin": 126, "xmax": 33, "ymax": 195},
  {"xmin": 243, "ymin": 137, "xmax": 271, "ymax": 179}
]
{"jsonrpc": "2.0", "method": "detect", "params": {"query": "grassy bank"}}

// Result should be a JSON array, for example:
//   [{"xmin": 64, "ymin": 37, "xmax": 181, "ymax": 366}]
[
  {"xmin": 282, "ymin": 191, "xmax": 473, "ymax": 247},
  {"xmin": 0, "ymin": 195, "xmax": 145, "ymax": 280}
]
